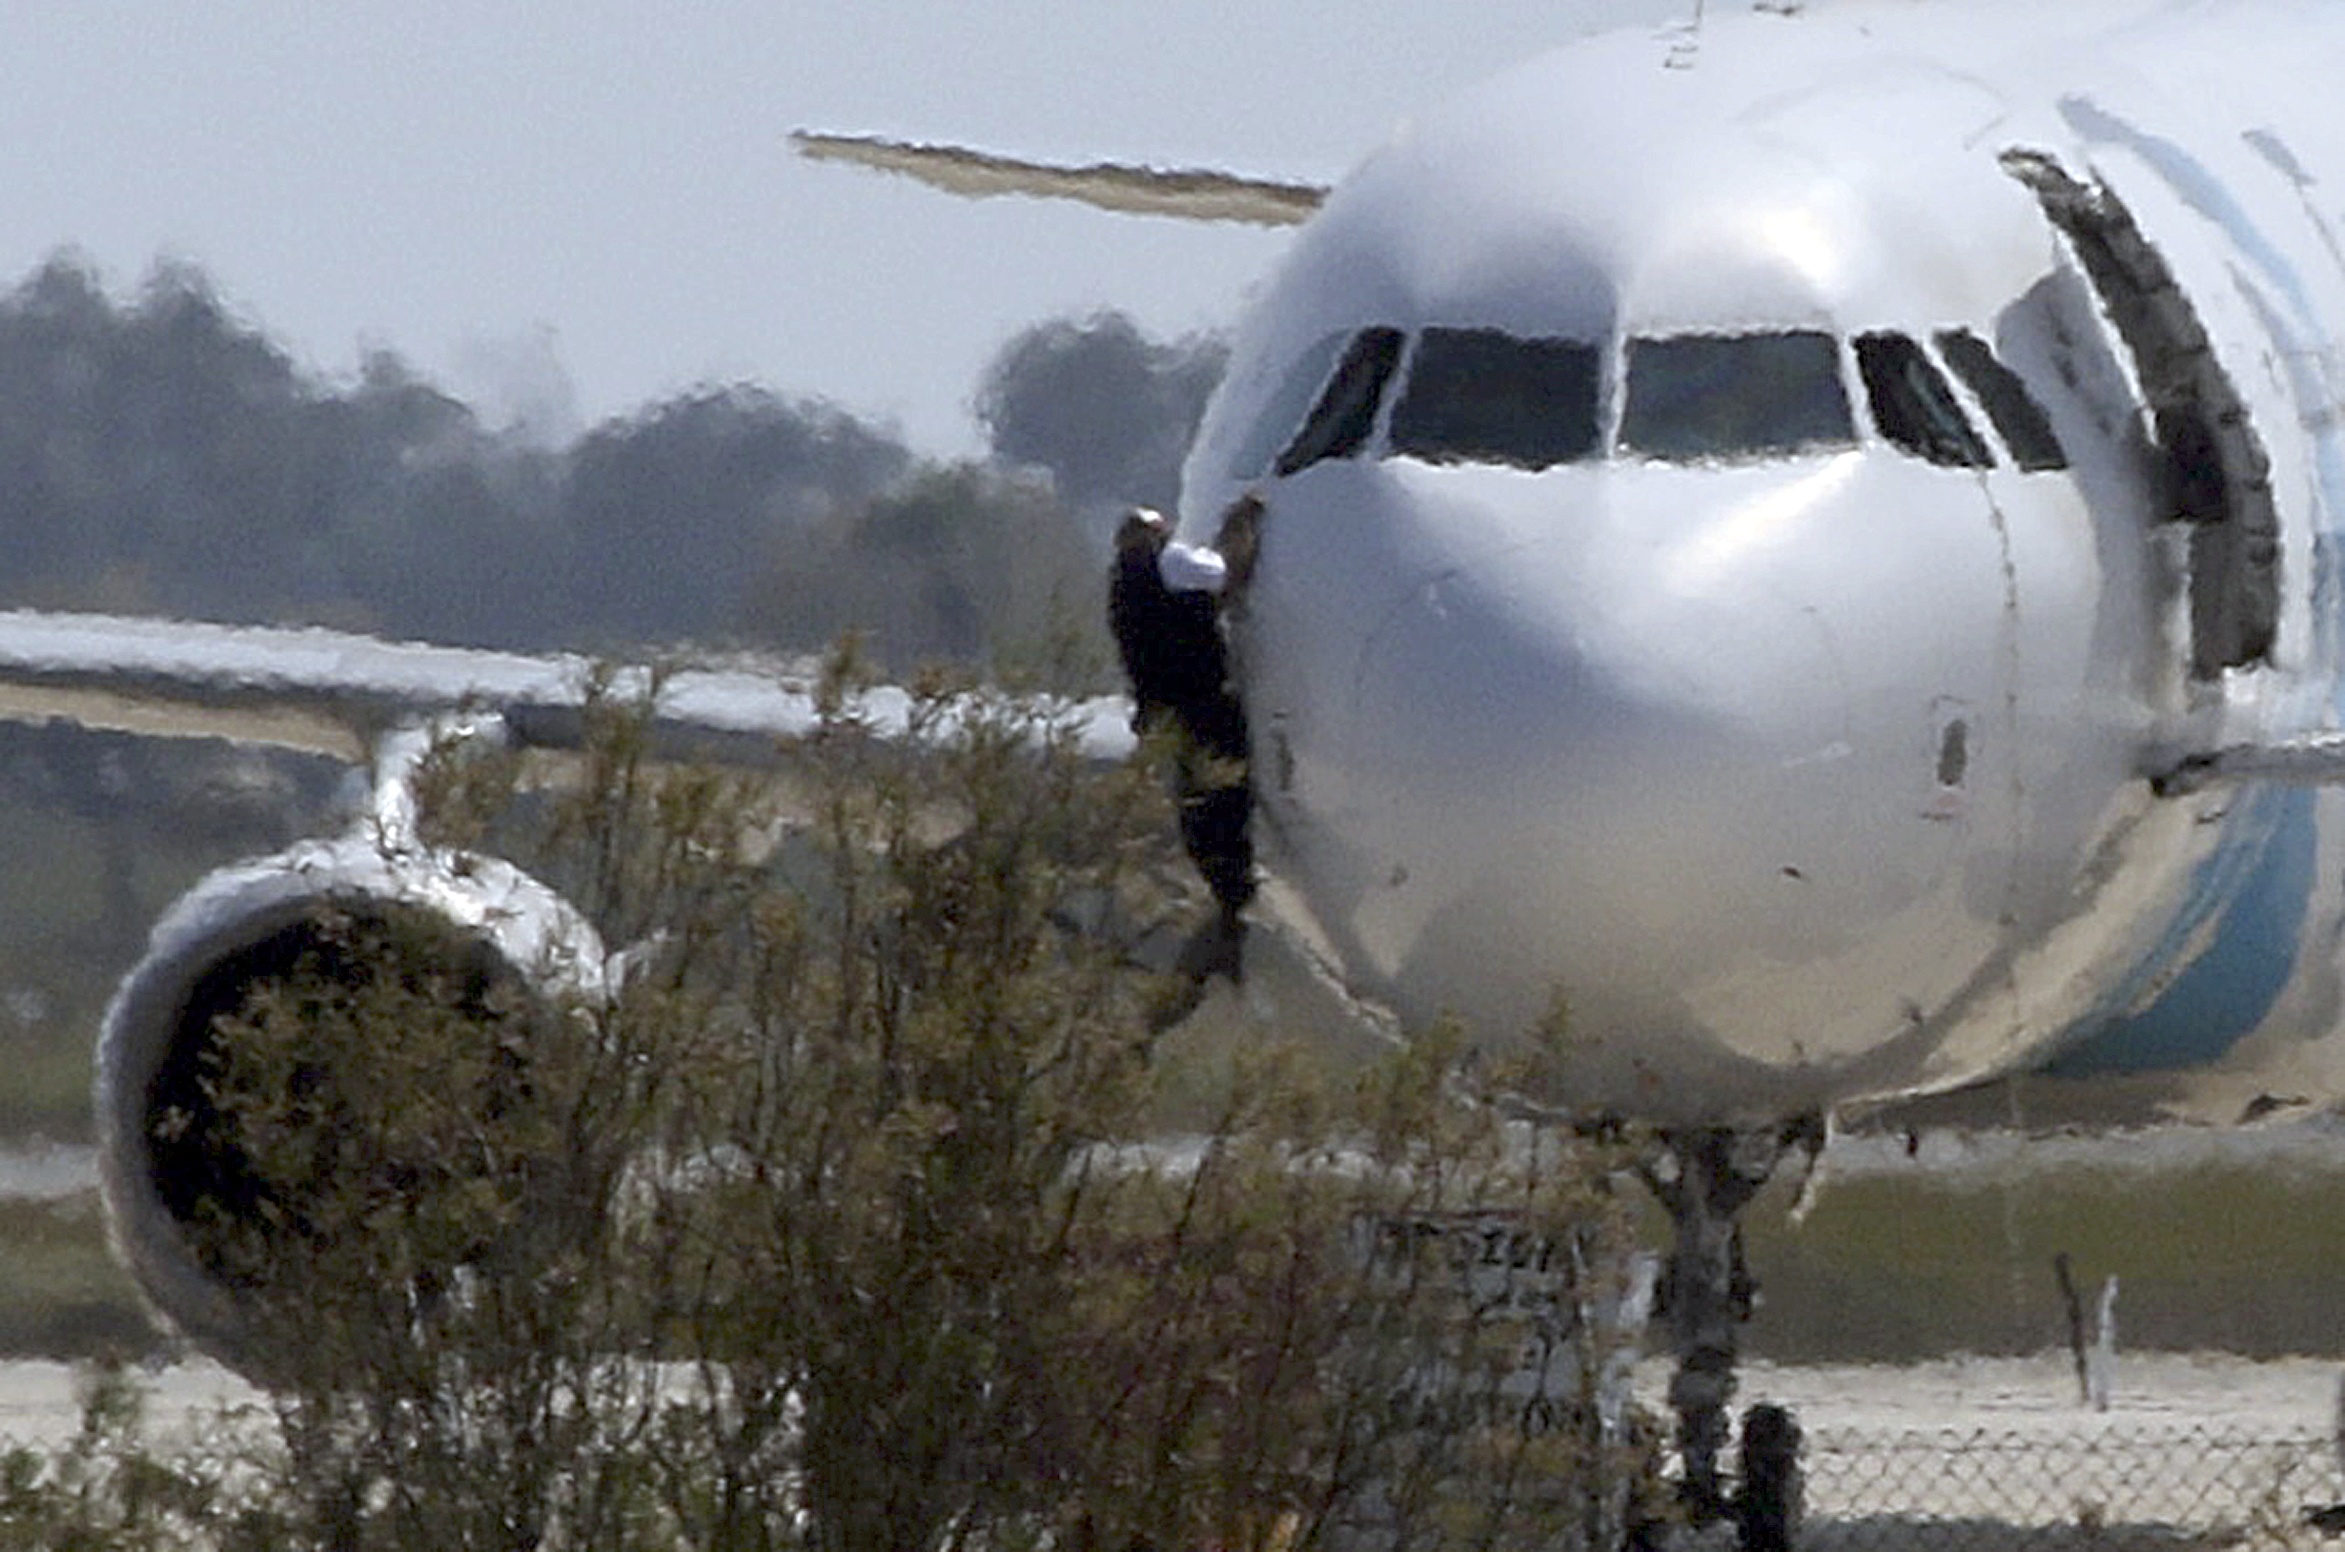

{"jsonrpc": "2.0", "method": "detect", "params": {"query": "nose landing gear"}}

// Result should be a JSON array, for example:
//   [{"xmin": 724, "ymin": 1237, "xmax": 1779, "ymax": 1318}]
[{"xmin": 1639, "ymin": 1117, "xmax": 1825, "ymax": 1530}]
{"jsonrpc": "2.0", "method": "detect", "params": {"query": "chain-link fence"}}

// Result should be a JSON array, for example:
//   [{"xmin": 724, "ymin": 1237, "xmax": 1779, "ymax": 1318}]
[{"xmin": 1791, "ymin": 1420, "xmax": 2340, "ymax": 1549}]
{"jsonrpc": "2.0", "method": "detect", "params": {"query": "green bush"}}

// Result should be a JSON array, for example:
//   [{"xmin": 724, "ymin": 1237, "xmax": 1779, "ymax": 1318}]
[{"xmin": 54, "ymin": 659, "xmax": 1655, "ymax": 1551}]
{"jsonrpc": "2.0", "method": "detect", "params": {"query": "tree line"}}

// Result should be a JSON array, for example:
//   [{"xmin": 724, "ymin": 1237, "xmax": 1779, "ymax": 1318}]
[{"xmin": 0, "ymin": 253, "xmax": 1224, "ymax": 677}]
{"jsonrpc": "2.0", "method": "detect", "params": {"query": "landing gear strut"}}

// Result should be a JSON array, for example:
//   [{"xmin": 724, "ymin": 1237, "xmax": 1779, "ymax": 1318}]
[{"xmin": 1639, "ymin": 1118, "xmax": 1824, "ymax": 1524}]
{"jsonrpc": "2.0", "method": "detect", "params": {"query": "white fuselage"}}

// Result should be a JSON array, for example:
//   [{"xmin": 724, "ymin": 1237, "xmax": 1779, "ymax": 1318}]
[{"xmin": 1179, "ymin": 1, "xmax": 2345, "ymax": 1124}]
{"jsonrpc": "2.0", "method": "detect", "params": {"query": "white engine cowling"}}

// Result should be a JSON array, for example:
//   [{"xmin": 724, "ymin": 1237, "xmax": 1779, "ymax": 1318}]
[{"xmin": 95, "ymin": 833, "xmax": 605, "ymax": 1374}]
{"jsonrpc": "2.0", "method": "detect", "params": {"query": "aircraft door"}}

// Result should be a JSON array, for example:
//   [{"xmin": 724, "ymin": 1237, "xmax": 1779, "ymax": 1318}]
[{"xmin": 2000, "ymin": 149, "xmax": 2281, "ymax": 684}]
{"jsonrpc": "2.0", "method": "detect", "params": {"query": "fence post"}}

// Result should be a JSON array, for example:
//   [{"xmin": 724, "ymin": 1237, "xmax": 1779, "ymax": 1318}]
[
  {"xmin": 1736, "ymin": 1402, "xmax": 1802, "ymax": 1552},
  {"xmin": 2087, "ymin": 1275, "xmax": 2118, "ymax": 1413},
  {"xmin": 2335, "ymin": 1368, "xmax": 2345, "ymax": 1478},
  {"xmin": 2055, "ymin": 1251, "xmax": 2089, "ymax": 1404}
]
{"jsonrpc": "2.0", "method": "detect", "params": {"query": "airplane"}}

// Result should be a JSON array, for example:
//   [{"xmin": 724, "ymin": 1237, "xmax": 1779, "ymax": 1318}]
[
  {"xmin": 8, "ymin": 0, "xmax": 2345, "ymax": 1521},
  {"xmin": 811, "ymin": 0, "xmax": 2345, "ymax": 1505}
]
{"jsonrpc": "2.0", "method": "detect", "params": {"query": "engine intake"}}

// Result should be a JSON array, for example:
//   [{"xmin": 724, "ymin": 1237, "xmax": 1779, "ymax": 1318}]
[{"xmin": 95, "ymin": 834, "xmax": 605, "ymax": 1376}]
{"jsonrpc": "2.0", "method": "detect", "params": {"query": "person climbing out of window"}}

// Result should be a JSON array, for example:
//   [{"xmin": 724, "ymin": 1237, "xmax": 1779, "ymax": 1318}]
[{"xmin": 1108, "ymin": 504, "xmax": 1255, "ymax": 990}]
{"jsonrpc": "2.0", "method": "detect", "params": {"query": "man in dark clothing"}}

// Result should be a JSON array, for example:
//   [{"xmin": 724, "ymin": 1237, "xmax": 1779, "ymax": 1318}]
[
  {"xmin": 1109, "ymin": 507, "xmax": 1255, "ymax": 973},
  {"xmin": 1110, "ymin": 508, "xmax": 1230, "ymax": 736}
]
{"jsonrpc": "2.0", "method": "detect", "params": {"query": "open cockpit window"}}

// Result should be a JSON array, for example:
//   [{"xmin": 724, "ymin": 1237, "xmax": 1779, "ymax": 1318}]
[
  {"xmin": 1388, "ymin": 327, "xmax": 1601, "ymax": 470},
  {"xmin": 1855, "ymin": 332, "xmax": 1992, "ymax": 469},
  {"xmin": 1274, "ymin": 326, "xmax": 1404, "ymax": 477},
  {"xmin": 1619, "ymin": 331, "xmax": 1855, "ymax": 461},
  {"xmin": 1935, "ymin": 328, "xmax": 2069, "ymax": 471},
  {"xmin": 1227, "ymin": 330, "xmax": 1352, "ymax": 483}
]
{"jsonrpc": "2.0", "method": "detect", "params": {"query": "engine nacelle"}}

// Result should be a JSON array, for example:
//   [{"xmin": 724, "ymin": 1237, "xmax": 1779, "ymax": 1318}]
[{"xmin": 95, "ymin": 834, "xmax": 606, "ymax": 1376}]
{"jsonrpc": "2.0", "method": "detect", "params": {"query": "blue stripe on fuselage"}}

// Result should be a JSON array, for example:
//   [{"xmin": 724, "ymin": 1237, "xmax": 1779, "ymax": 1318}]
[{"xmin": 2044, "ymin": 785, "xmax": 2316, "ymax": 1077}]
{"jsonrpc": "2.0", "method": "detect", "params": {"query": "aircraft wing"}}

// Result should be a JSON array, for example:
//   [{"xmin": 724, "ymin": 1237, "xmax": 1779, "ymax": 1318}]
[
  {"xmin": 0, "ymin": 608, "xmax": 1137, "ymax": 767},
  {"xmin": 791, "ymin": 131, "xmax": 1326, "ymax": 226}
]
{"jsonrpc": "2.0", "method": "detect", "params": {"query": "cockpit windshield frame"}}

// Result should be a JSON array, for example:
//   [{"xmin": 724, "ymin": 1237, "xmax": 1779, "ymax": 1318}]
[{"xmin": 1248, "ymin": 318, "xmax": 2071, "ymax": 479}]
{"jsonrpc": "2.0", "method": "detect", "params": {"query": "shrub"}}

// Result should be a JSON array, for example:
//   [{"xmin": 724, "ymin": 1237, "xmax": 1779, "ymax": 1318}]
[{"xmin": 80, "ymin": 658, "xmax": 1655, "ymax": 1550}]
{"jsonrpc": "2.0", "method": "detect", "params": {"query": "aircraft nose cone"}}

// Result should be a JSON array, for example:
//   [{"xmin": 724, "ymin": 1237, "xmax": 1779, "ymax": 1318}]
[
  {"xmin": 1243, "ymin": 458, "xmax": 2004, "ymax": 1116},
  {"xmin": 1332, "ymin": 547, "xmax": 1858, "ymax": 1018}
]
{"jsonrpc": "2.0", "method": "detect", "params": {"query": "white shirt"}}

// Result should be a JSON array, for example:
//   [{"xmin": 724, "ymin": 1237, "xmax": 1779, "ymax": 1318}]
[{"xmin": 1158, "ymin": 541, "xmax": 1228, "ymax": 595}]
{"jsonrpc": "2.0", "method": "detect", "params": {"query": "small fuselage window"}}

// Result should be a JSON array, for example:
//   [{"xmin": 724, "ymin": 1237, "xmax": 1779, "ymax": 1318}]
[
  {"xmin": 1388, "ymin": 327, "xmax": 1602, "ymax": 471},
  {"xmin": 1936, "ymin": 328, "xmax": 2069, "ymax": 471},
  {"xmin": 1855, "ymin": 332, "xmax": 1992, "ymax": 469},
  {"xmin": 1619, "ymin": 331, "xmax": 1856, "ymax": 462}
]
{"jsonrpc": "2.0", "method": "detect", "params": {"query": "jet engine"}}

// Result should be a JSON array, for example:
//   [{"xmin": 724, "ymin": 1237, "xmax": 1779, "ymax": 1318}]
[{"xmin": 94, "ymin": 832, "xmax": 606, "ymax": 1376}]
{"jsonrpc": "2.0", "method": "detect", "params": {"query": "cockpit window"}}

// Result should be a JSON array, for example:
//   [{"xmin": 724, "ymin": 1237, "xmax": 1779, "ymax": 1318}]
[
  {"xmin": 1227, "ymin": 330, "xmax": 1352, "ymax": 482},
  {"xmin": 1855, "ymin": 332, "xmax": 1992, "ymax": 469},
  {"xmin": 1274, "ymin": 326, "xmax": 1404, "ymax": 477},
  {"xmin": 1388, "ymin": 327, "xmax": 1601, "ymax": 470},
  {"xmin": 1619, "ymin": 331, "xmax": 1855, "ymax": 461},
  {"xmin": 1936, "ymin": 328, "xmax": 2069, "ymax": 471}
]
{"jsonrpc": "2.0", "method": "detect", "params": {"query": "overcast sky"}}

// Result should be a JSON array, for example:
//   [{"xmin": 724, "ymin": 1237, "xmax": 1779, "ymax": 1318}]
[{"xmin": 7, "ymin": 2, "xmax": 1854, "ymax": 458}]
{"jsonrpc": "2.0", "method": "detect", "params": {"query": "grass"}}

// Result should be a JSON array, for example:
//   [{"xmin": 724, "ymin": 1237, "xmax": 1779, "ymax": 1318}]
[
  {"xmin": 1741, "ymin": 1153, "xmax": 2345, "ymax": 1361},
  {"xmin": 0, "ymin": 1197, "xmax": 160, "ymax": 1361},
  {"xmin": 10, "ymin": 1130, "xmax": 2345, "ymax": 1372}
]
